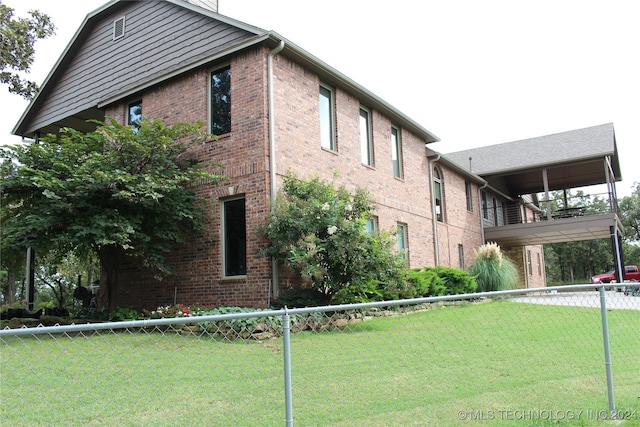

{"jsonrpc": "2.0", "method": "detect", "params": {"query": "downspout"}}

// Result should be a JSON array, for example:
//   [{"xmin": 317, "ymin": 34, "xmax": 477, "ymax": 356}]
[
  {"xmin": 268, "ymin": 40, "xmax": 285, "ymax": 303},
  {"xmin": 477, "ymin": 182, "xmax": 489, "ymax": 243},
  {"xmin": 428, "ymin": 154, "xmax": 441, "ymax": 266}
]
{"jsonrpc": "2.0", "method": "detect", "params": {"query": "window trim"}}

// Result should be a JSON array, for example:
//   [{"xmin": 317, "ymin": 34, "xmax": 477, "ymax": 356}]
[
  {"xmin": 465, "ymin": 180, "xmax": 473, "ymax": 211},
  {"xmin": 396, "ymin": 222, "xmax": 408, "ymax": 261},
  {"xmin": 319, "ymin": 84, "xmax": 336, "ymax": 151},
  {"xmin": 113, "ymin": 16, "xmax": 125, "ymax": 41},
  {"xmin": 391, "ymin": 125, "xmax": 403, "ymax": 178},
  {"xmin": 127, "ymin": 100, "xmax": 142, "ymax": 129},
  {"xmin": 209, "ymin": 63, "xmax": 231, "ymax": 136},
  {"xmin": 433, "ymin": 166, "xmax": 444, "ymax": 222},
  {"xmin": 221, "ymin": 196, "xmax": 247, "ymax": 278},
  {"xmin": 359, "ymin": 107, "xmax": 373, "ymax": 166}
]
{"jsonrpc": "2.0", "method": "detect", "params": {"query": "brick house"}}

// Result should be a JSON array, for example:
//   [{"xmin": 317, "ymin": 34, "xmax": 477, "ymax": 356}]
[{"xmin": 13, "ymin": 1, "xmax": 622, "ymax": 309}]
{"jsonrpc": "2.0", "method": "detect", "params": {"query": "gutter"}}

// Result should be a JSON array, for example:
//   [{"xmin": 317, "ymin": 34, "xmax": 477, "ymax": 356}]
[{"xmin": 267, "ymin": 39, "xmax": 285, "ymax": 303}]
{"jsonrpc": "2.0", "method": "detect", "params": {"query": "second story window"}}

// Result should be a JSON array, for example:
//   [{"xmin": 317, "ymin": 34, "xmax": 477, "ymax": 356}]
[
  {"xmin": 128, "ymin": 100, "xmax": 142, "ymax": 130},
  {"xmin": 391, "ymin": 126, "xmax": 403, "ymax": 178},
  {"xmin": 482, "ymin": 191, "xmax": 488, "ymax": 219},
  {"xmin": 359, "ymin": 107, "xmax": 373, "ymax": 166},
  {"xmin": 465, "ymin": 181, "xmax": 473, "ymax": 211},
  {"xmin": 319, "ymin": 85, "xmax": 335, "ymax": 150},
  {"xmin": 210, "ymin": 65, "xmax": 231, "ymax": 135},
  {"xmin": 433, "ymin": 166, "xmax": 444, "ymax": 222}
]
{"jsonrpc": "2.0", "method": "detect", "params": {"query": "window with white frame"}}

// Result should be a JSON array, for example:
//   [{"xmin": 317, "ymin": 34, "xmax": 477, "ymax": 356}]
[
  {"xmin": 359, "ymin": 107, "xmax": 373, "ymax": 166},
  {"xmin": 397, "ymin": 222, "xmax": 408, "ymax": 260},
  {"xmin": 391, "ymin": 126, "xmax": 402, "ymax": 178},
  {"xmin": 433, "ymin": 166, "xmax": 444, "ymax": 222},
  {"xmin": 222, "ymin": 197, "xmax": 246, "ymax": 277},
  {"xmin": 319, "ymin": 85, "xmax": 335, "ymax": 150}
]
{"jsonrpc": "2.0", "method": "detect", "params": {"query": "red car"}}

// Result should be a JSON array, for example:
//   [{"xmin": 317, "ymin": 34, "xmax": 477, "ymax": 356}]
[{"xmin": 590, "ymin": 265, "xmax": 640, "ymax": 284}]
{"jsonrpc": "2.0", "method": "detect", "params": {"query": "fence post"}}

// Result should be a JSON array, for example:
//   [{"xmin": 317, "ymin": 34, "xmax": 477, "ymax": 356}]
[
  {"xmin": 283, "ymin": 307, "xmax": 293, "ymax": 427},
  {"xmin": 598, "ymin": 286, "xmax": 616, "ymax": 418}
]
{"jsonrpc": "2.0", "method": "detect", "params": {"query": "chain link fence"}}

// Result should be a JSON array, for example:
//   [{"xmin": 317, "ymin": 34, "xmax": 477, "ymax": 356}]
[{"xmin": 2, "ymin": 284, "xmax": 639, "ymax": 426}]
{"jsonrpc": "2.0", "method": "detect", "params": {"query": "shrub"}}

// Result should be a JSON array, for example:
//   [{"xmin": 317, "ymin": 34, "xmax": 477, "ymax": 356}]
[
  {"xmin": 271, "ymin": 288, "xmax": 332, "ymax": 309},
  {"xmin": 407, "ymin": 266, "xmax": 476, "ymax": 297},
  {"xmin": 260, "ymin": 171, "xmax": 408, "ymax": 303},
  {"xmin": 108, "ymin": 306, "xmax": 141, "ymax": 321},
  {"xmin": 467, "ymin": 242, "xmax": 519, "ymax": 292}
]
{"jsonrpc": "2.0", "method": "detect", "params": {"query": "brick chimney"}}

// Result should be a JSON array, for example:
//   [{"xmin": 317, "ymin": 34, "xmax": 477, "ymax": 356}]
[{"xmin": 184, "ymin": 0, "xmax": 218, "ymax": 13}]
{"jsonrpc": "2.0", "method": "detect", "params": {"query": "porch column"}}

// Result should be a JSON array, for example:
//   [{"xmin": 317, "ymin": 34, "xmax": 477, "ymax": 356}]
[{"xmin": 542, "ymin": 168, "xmax": 551, "ymax": 220}]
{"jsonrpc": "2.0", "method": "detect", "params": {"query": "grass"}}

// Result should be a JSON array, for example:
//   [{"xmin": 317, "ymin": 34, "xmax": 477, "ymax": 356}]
[{"xmin": 1, "ymin": 300, "xmax": 638, "ymax": 426}]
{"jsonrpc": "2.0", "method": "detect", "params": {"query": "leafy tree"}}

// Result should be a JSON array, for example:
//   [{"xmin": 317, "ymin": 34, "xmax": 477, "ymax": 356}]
[
  {"xmin": 619, "ymin": 182, "xmax": 640, "ymax": 243},
  {"xmin": 260, "ymin": 172, "xmax": 407, "ymax": 303},
  {"xmin": 0, "ymin": 118, "xmax": 223, "ymax": 309},
  {"xmin": 0, "ymin": 1, "xmax": 55, "ymax": 99}
]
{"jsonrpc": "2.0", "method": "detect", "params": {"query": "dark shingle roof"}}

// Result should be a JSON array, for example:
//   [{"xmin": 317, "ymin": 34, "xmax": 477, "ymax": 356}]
[{"xmin": 445, "ymin": 123, "xmax": 620, "ymax": 178}]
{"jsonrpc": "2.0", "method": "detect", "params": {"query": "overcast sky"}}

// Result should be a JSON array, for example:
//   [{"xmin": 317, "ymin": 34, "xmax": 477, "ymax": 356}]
[{"xmin": 3, "ymin": 0, "xmax": 639, "ymax": 197}]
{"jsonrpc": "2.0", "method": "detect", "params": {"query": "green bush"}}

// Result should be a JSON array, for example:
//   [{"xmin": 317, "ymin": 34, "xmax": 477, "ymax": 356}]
[
  {"xmin": 407, "ymin": 266, "xmax": 476, "ymax": 297},
  {"xmin": 271, "ymin": 288, "xmax": 332, "ymax": 309},
  {"xmin": 260, "ymin": 171, "xmax": 408, "ymax": 304},
  {"xmin": 467, "ymin": 242, "xmax": 519, "ymax": 292}
]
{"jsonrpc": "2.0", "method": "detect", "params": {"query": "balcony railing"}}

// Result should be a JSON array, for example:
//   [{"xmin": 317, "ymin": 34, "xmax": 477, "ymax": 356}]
[{"xmin": 483, "ymin": 191, "xmax": 619, "ymax": 228}]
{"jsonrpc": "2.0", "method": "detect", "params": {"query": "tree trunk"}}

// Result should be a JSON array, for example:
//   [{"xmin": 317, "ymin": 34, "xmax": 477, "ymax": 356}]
[{"xmin": 97, "ymin": 247, "xmax": 122, "ymax": 312}]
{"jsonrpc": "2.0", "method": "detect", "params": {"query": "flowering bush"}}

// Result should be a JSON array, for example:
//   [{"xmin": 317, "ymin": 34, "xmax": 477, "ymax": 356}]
[
  {"xmin": 148, "ymin": 304, "xmax": 196, "ymax": 318},
  {"xmin": 260, "ymin": 171, "xmax": 407, "ymax": 303}
]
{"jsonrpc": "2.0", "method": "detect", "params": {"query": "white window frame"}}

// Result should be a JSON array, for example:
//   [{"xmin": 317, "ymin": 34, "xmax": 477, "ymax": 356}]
[
  {"xmin": 359, "ymin": 107, "xmax": 373, "ymax": 166},
  {"xmin": 319, "ymin": 84, "xmax": 335, "ymax": 151}
]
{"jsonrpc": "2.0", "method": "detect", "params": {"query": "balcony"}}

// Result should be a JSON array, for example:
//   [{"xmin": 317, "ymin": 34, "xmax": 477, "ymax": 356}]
[{"xmin": 483, "ymin": 191, "xmax": 623, "ymax": 247}]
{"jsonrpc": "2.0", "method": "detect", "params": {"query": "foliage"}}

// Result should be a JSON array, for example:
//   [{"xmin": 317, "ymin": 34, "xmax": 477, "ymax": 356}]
[
  {"xmin": 0, "ymin": 118, "xmax": 224, "ymax": 309},
  {"xmin": 0, "ymin": 2, "xmax": 55, "ymax": 99},
  {"xmin": 619, "ymin": 182, "xmax": 640, "ymax": 243},
  {"xmin": 543, "ymin": 187, "xmax": 640, "ymax": 283},
  {"xmin": 270, "ymin": 288, "xmax": 332, "ymax": 309},
  {"xmin": 197, "ymin": 306, "xmax": 284, "ymax": 333},
  {"xmin": 467, "ymin": 242, "xmax": 518, "ymax": 292},
  {"xmin": 147, "ymin": 304, "xmax": 196, "ymax": 318},
  {"xmin": 407, "ymin": 266, "xmax": 477, "ymax": 297},
  {"xmin": 260, "ymin": 171, "xmax": 407, "ymax": 303},
  {"xmin": 108, "ymin": 306, "xmax": 141, "ymax": 321}
]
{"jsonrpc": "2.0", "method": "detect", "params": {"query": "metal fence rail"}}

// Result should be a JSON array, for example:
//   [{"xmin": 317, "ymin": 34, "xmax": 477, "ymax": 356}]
[{"xmin": 1, "ymin": 284, "xmax": 639, "ymax": 426}]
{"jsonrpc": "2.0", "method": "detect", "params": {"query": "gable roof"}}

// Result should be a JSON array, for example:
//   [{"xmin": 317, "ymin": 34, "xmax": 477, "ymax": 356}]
[
  {"xmin": 444, "ymin": 123, "xmax": 621, "ymax": 195},
  {"xmin": 13, "ymin": 0, "xmax": 438, "ymax": 144}
]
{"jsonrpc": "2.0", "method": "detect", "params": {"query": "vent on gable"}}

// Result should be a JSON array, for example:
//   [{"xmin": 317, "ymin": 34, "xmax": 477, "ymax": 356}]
[{"xmin": 113, "ymin": 16, "xmax": 125, "ymax": 40}]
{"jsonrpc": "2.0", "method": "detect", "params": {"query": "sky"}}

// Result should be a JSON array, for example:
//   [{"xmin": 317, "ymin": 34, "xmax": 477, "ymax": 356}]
[{"xmin": 3, "ymin": 0, "xmax": 639, "ymax": 197}]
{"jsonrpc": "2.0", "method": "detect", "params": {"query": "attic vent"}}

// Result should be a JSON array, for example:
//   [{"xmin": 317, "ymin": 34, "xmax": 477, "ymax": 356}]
[{"xmin": 113, "ymin": 16, "xmax": 125, "ymax": 40}]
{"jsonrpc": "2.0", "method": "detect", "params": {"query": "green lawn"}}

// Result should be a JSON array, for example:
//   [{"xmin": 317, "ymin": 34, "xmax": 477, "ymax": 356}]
[{"xmin": 1, "ymin": 300, "xmax": 638, "ymax": 426}]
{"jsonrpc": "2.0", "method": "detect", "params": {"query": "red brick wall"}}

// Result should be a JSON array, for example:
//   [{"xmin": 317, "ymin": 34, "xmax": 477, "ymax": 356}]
[{"xmin": 102, "ymin": 45, "xmax": 488, "ymax": 310}]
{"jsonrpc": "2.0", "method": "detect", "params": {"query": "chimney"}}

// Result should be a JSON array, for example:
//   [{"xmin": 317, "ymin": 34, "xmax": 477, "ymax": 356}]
[{"xmin": 184, "ymin": 0, "xmax": 218, "ymax": 13}]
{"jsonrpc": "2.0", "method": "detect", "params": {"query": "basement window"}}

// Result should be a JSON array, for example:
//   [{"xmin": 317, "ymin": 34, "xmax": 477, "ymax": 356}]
[{"xmin": 113, "ymin": 17, "xmax": 125, "ymax": 40}]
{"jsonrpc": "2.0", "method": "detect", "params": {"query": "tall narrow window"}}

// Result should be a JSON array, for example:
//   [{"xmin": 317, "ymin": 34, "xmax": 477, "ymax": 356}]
[
  {"xmin": 210, "ymin": 65, "xmax": 231, "ymax": 135},
  {"xmin": 391, "ymin": 126, "xmax": 402, "ymax": 178},
  {"xmin": 465, "ymin": 181, "xmax": 473, "ymax": 211},
  {"xmin": 527, "ymin": 250, "xmax": 533, "ymax": 276},
  {"xmin": 536, "ymin": 253, "xmax": 542, "ymax": 276},
  {"xmin": 222, "ymin": 197, "xmax": 246, "ymax": 277},
  {"xmin": 482, "ymin": 191, "xmax": 488, "ymax": 219},
  {"xmin": 458, "ymin": 244, "xmax": 465, "ymax": 268},
  {"xmin": 366, "ymin": 216, "xmax": 378, "ymax": 234},
  {"xmin": 359, "ymin": 107, "xmax": 373, "ymax": 166},
  {"xmin": 319, "ymin": 85, "xmax": 335, "ymax": 150},
  {"xmin": 397, "ymin": 223, "xmax": 408, "ymax": 260},
  {"xmin": 433, "ymin": 166, "xmax": 444, "ymax": 222},
  {"xmin": 127, "ymin": 100, "xmax": 142, "ymax": 130}
]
